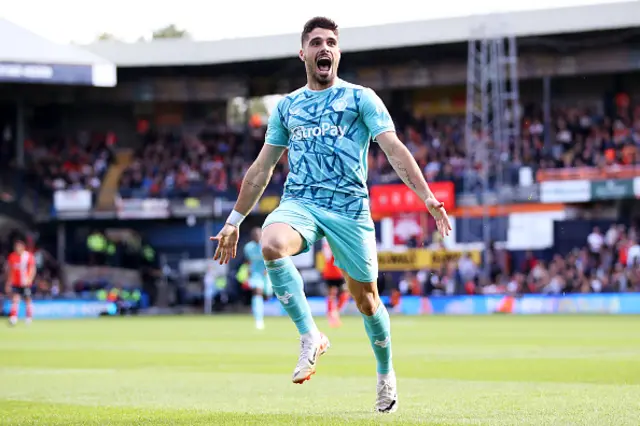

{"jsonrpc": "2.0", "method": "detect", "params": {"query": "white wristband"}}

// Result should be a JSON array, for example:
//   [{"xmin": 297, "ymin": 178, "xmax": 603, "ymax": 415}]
[{"xmin": 226, "ymin": 210, "xmax": 246, "ymax": 227}]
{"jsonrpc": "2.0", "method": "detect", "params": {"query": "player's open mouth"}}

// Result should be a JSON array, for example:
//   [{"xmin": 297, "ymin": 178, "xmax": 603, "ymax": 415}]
[{"xmin": 316, "ymin": 56, "xmax": 332, "ymax": 72}]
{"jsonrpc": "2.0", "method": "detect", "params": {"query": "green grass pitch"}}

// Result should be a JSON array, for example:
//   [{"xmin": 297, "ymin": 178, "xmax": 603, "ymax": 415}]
[{"xmin": 1, "ymin": 315, "xmax": 639, "ymax": 425}]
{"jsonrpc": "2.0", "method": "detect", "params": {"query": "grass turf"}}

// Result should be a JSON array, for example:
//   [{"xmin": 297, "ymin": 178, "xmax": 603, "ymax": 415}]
[{"xmin": 1, "ymin": 315, "xmax": 639, "ymax": 425}]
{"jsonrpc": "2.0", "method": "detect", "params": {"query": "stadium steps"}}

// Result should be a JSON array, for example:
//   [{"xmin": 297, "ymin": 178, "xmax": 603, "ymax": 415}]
[{"xmin": 96, "ymin": 149, "xmax": 134, "ymax": 210}]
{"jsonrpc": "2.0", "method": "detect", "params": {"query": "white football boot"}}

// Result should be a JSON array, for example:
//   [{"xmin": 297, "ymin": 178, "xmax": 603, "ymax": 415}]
[
  {"xmin": 291, "ymin": 332, "xmax": 330, "ymax": 384},
  {"xmin": 375, "ymin": 370, "xmax": 398, "ymax": 413}
]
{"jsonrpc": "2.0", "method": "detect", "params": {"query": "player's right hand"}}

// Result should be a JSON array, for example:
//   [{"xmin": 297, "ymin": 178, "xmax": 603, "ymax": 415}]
[{"xmin": 210, "ymin": 223, "xmax": 240, "ymax": 265}]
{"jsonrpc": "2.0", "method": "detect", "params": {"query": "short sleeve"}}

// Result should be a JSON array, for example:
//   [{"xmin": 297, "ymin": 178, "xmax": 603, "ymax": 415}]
[
  {"xmin": 265, "ymin": 101, "xmax": 289, "ymax": 147},
  {"xmin": 360, "ymin": 88, "xmax": 395, "ymax": 141}
]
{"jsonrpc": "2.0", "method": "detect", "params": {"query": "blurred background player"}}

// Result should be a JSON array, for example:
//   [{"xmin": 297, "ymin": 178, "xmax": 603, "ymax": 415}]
[
  {"xmin": 322, "ymin": 238, "xmax": 348, "ymax": 328},
  {"xmin": 243, "ymin": 228, "xmax": 272, "ymax": 329},
  {"xmin": 5, "ymin": 240, "xmax": 36, "ymax": 326},
  {"xmin": 203, "ymin": 263, "xmax": 217, "ymax": 315}
]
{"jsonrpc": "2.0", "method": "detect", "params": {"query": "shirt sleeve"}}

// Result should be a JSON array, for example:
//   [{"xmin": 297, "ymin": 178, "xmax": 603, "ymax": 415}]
[
  {"xmin": 264, "ymin": 100, "xmax": 290, "ymax": 147},
  {"xmin": 359, "ymin": 88, "xmax": 395, "ymax": 142}
]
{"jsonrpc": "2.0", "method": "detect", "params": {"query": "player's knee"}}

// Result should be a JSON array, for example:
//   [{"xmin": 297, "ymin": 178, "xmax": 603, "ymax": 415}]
[
  {"xmin": 355, "ymin": 292, "xmax": 378, "ymax": 316},
  {"xmin": 261, "ymin": 235, "xmax": 289, "ymax": 260},
  {"xmin": 262, "ymin": 223, "xmax": 305, "ymax": 260}
]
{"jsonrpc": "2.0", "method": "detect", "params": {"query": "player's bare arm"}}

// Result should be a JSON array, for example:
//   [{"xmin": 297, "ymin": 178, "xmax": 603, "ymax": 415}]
[
  {"xmin": 234, "ymin": 144, "xmax": 287, "ymax": 215},
  {"xmin": 376, "ymin": 131, "xmax": 452, "ymax": 237},
  {"xmin": 210, "ymin": 144, "xmax": 287, "ymax": 264}
]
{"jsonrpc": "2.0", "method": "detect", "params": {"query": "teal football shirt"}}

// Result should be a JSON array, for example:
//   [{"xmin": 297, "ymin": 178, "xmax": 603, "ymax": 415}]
[{"xmin": 265, "ymin": 78, "xmax": 395, "ymax": 219}]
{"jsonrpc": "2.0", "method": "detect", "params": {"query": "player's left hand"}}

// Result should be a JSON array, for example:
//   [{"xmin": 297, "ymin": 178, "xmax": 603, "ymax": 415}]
[
  {"xmin": 426, "ymin": 198, "xmax": 452, "ymax": 237},
  {"xmin": 210, "ymin": 223, "xmax": 240, "ymax": 265}
]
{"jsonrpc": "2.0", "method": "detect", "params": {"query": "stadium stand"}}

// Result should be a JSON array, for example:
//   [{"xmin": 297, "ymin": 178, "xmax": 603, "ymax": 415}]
[
  {"xmin": 22, "ymin": 131, "xmax": 116, "ymax": 194},
  {"xmin": 115, "ymin": 103, "xmax": 640, "ymax": 197},
  {"xmin": 399, "ymin": 222, "xmax": 640, "ymax": 296},
  {"xmin": 1, "ymin": 2, "xmax": 640, "ymax": 316}
]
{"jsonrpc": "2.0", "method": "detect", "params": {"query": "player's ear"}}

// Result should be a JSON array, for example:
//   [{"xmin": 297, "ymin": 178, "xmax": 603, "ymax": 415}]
[{"xmin": 299, "ymin": 49, "xmax": 305, "ymax": 62}]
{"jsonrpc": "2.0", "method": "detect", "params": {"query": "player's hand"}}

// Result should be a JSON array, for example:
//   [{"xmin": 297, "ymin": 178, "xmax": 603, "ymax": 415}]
[
  {"xmin": 210, "ymin": 223, "xmax": 240, "ymax": 265},
  {"xmin": 426, "ymin": 198, "xmax": 452, "ymax": 237}
]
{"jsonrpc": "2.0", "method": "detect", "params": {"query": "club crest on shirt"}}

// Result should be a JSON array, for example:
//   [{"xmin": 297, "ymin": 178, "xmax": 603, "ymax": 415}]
[{"xmin": 332, "ymin": 98, "xmax": 347, "ymax": 112}]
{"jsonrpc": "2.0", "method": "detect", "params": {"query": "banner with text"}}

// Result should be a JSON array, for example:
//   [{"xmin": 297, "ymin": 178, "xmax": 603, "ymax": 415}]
[
  {"xmin": 377, "ymin": 249, "xmax": 481, "ymax": 272},
  {"xmin": 2, "ymin": 300, "xmax": 117, "ymax": 319},
  {"xmin": 591, "ymin": 179, "xmax": 634, "ymax": 201},
  {"xmin": 170, "ymin": 197, "xmax": 213, "ymax": 217},
  {"xmin": 540, "ymin": 180, "xmax": 591, "ymax": 203},
  {"xmin": 54, "ymin": 189, "xmax": 92, "ymax": 212},
  {"xmin": 264, "ymin": 294, "xmax": 640, "ymax": 316},
  {"xmin": 116, "ymin": 198, "xmax": 170, "ymax": 219},
  {"xmin": 0, "ymin": 62, "xmax": 115, "ymax": 87},
  {"xmin": 370, "ymin": 182, "xmax": 455, "ymax": 215}
]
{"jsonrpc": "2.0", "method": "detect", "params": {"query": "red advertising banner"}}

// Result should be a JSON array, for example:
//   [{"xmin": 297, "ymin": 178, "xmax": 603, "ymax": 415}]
[
  {"xmin": 391, "ymin": 212, "xmax": 430, "ymax": 245},
  {"xmin": 370, "ymin": 182, "xmax": 455, "ymax": 216}
]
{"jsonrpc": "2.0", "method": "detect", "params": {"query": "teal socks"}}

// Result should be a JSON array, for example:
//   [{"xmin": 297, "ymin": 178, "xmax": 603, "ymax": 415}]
[
  {"xmin": 265, "ymin": 257, "xmax": 317, "ymax": 335},
  {"xmin": 362, "ymin": 303, "xmax": 393, "ymax": 374}
]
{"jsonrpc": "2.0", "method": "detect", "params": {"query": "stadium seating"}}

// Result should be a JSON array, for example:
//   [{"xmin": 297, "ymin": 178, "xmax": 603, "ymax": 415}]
[
  {"xmin": 118, "ymin": 127, "xmax": 287, "ymax": 198},
  {"xmin": 22, "ymin": 131, "xmax": 115, "ymax": 194},
  {"xmin": 116, "ymin": 106, "xmax": 640, "ymax": 198},
  {"xmin": 2, "ymin": 104, "xmax": 638, "ymax": 299},
  {"xmin": 398, "ymin": 223, "xmax": 640, "ymax": 296}
]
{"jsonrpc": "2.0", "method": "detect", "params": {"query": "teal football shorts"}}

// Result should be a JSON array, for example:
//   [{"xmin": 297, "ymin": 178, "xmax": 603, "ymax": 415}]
[{"xmin": 262, "ymin": 199, "xmax": 378, "ymax": 283}]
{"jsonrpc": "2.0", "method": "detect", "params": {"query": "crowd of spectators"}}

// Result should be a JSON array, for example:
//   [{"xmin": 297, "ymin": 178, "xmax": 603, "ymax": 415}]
[
  {"xmin": 18, "ymin": 131, "xmax": 116, "ymax": 194},
  {"xmin": 398, "ymin": 223, "xmax": 640, "ymax": 296},
  {"xmin": 117, "ymin": 100, "xmax": 640, "ymax": 198},
  {"xmin": 1, "ymin": 94, "xmax": 637, "ymax": 200},
  {"xmin": 536, "ymin": 105, "xmax": 639, "ymax": 172},
  {"xmin": 119, "ymin": 125, "xmax": 288, "ymax": 198}
]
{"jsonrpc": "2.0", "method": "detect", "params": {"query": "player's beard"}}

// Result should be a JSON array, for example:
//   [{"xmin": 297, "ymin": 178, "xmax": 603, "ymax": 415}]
[{"xmin": 313, "ymin": 69, "xmax": 334, "ymax": 86}]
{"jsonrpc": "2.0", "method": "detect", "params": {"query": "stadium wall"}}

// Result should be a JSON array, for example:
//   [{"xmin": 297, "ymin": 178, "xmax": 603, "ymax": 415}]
[{"xmin": 264, "ymin": 294, "xmax": 640, "ymax": 316}]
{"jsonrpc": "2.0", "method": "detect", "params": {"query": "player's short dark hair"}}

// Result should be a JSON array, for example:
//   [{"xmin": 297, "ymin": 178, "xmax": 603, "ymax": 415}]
[{"xmin": 301, "ymin": 17, "xmax": 339, "ymax": 46}]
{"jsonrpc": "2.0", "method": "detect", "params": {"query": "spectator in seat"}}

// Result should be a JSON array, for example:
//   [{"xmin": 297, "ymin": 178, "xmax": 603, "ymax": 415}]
[
  {"xmin": 587, "ymin": 227, "xmax": 604, "ymax": 264},
  {"xmin": 626, "ymin": 238, "xmax": 640, "ymax": 269}
]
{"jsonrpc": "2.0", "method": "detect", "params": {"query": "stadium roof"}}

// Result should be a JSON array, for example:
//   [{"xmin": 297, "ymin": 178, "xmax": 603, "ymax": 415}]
[
  {"xmin": 0, "ymin": 18, "xmax": 116, "ymax": 87},
  {"xmin": 86, "ymin": 1, "xmax": 640, "ymax": 68}
]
